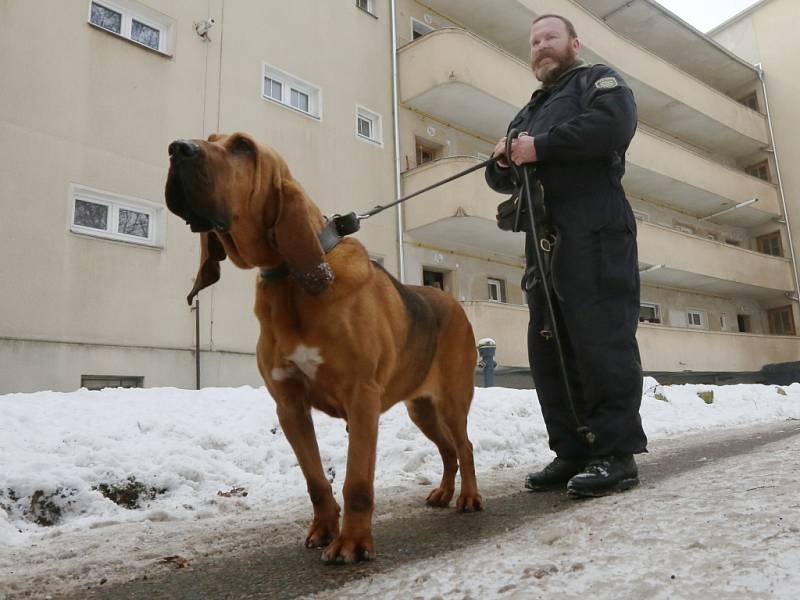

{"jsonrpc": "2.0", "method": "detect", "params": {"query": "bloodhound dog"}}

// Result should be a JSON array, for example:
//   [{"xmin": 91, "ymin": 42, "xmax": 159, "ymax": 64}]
[{"xmin": 165, "ymin": 132, "xmax": 481, "ymax": 563}]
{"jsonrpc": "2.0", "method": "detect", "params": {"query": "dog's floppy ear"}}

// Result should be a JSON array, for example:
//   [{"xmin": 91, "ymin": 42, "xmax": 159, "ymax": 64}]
[
  {"xmin": 274, "ymin": 178, "xmax": 333, "ymax": 295},
  {"xmin": 187, "ymin": 231, "xmax": 227, "ymax": 305}
]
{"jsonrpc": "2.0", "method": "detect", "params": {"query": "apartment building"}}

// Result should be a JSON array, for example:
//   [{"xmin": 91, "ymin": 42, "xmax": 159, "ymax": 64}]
[{"xmin": 1, "ymin": 0, "xmax": 797, "ymax": 393}]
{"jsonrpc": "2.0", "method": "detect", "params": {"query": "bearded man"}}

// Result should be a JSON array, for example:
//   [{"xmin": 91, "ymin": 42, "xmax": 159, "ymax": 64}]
[{"xmin": 485, "ymin": 14, "xmax": 648, "ymax": 497}]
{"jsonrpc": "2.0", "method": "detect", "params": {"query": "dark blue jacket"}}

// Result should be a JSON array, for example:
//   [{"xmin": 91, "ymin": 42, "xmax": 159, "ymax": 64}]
[{"xmin": 486, "ymin": 62, "xmax": 637, "ymax": 232}]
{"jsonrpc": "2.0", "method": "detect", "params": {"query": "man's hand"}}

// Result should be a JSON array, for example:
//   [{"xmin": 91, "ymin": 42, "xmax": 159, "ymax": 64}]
[
  {"xmin": 493, "ymin": 137, "xmax": 509, "ymax": 167},
  {"xmin": 510, "ymin": 134, "xmax": 538, "ymax": 165}
]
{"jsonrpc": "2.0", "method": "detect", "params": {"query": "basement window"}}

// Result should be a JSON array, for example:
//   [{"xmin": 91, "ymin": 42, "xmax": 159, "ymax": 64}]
[{"xmin": 82, "ymin": 375, "xmax": 144, "ymax": 390}]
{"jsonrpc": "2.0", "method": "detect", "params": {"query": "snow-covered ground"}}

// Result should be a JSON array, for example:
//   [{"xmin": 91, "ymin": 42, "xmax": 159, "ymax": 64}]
[
  {"xmin": 321, "ymin": 429, "xmax": 800, "ymax": 600},
  {"xmin": 1, "ymin": 379, "xmax": 799, "ymax": 597}
]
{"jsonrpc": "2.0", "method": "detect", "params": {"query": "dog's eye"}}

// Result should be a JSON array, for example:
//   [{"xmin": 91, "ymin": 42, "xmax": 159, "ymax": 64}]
[{"xmin": 232, "ymin": 137, "xmax": 253, "ymax": 153}]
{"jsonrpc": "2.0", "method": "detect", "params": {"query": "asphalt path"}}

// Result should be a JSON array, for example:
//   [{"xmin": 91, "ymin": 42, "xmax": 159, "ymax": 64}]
[{"xmin": 68, "ymin": 420, "xmax": 800, "ymax": 600}]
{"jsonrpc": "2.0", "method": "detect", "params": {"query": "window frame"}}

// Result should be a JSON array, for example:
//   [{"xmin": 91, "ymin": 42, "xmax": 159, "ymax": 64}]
[
  {"xmin": 639, "ymin": 302, "xmax": 661, "ymax": 324},
  {"xmin": 756, "ymin": 231, "xmax": 783, "ymax": 257},
  {"xmin": 686, "ymin": 309, "xmax": 705, "ymax": 329},
  {"xmin": 768, "ymin": 305, "xmax": 796, "ymax": 336},
  {"xmin": 745, "ymin": 159, "xmax": 771, "ymax": 182},
  {"xmin": 262, "ymin": 63, "xmax": 322, "ymax": 120},
  {"xmin": 69, "ymin": 184, "xmax": 163, "ymax": 247},
  {"xmin": 355, "ymin": 0, "xmax": 376, "ymax": 16},
  {"xmin": 487, "ymin": 277, "xmax": 506, "ymax": 303},
  {"xmin": 355, "ymin": 105, "xmax": 383, "ymax": 146},
  {"xmin": 87, "ymin": 0, "xmax": 173, "ymax": 56}
]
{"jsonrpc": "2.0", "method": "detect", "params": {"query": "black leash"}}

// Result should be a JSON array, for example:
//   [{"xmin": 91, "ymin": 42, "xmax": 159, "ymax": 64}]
[
  {"xmin": 506, "ymin": 129, "xmax": 596, "ymax": 446},
  {"xmin": 329, "ymin": 156, "xmax": 499, "ymax": 237}
]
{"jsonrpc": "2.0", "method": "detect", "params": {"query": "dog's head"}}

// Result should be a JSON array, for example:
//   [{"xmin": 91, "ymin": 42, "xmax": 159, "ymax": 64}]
[{"xmin": 165, "ymin": 133, "xmax": 332, "ymax": 304}]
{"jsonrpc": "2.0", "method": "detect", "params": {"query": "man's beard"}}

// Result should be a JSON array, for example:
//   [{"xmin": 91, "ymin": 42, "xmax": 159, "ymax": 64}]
[{"xmin": 533, "ymin": 46, "xmax": 578, "ymax": 86}]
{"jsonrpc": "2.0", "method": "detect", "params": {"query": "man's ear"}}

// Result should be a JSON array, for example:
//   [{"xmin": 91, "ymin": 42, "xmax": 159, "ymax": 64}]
[
  {"xmin": 274, "ymin": 178, "xmax": 333, "ymax": 295},
  {"xmin": 187, "ymin": 231, "xmax": 227, "ymax": 305}
]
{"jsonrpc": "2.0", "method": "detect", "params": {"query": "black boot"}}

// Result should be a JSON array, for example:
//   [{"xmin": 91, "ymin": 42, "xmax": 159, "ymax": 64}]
[
  {"xmin": 525, "ymin": 457, "xmax": 587, "ymax": 492},
  {"xmin": 566, "ymin": 455, "xmax": 639, "ymax": 498}
]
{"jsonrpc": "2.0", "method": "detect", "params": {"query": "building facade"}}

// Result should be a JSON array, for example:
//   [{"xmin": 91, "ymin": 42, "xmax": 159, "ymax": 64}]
[{"xmin": 1, "ymin": 0, "xmax": 797, "ymax": 393}]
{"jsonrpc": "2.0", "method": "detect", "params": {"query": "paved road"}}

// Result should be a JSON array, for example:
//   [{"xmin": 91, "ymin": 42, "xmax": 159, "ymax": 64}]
[{"xmin": 71, "ymin": 421, "xmax": 800, "ymax": 600}]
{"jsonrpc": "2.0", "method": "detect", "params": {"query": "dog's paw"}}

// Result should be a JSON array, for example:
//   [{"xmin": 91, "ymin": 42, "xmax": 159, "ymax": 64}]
[
  {"xmin": 305, "ymin": 517, "xmax": 340, "ymax": 549},
  {"xmin": 320, "ymin": 534, "xmax": 375, "ymax": 564},
  {"xmin": 456, "ymin": 493, "xmax": 483, "ymax": 512},
  {"xmin": 425, "ymin": 486, "xmax": 454, "ymax": 508}
]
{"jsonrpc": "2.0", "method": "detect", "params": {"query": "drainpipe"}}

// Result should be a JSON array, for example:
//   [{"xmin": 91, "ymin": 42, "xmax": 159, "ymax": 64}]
[
  {"xmin": 194, "ymin": 299, "xmax": 201, "ymax": 389},
  {"xmin": 390, "ymin": 0, "xmax": 405, "ymax": 283},
  {"xmin": 756, "ymin": 63, "xmax": 800, "ymax": 304}
]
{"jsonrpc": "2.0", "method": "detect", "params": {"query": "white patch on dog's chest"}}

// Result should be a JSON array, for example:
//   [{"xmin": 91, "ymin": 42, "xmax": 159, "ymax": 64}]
[
  {"xmin": 287, "ymin": 344, "xmax": 324, "ymax": 380},
  {"xmin": 270, "ymin": 366, "xmax": 296, "ymax": 382}
]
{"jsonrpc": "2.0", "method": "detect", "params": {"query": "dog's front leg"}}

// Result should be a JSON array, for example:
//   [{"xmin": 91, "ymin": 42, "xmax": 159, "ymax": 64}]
[
  {"xmin": 321, "ymin": 382, "xmax": 380, "ymax": 564},
  {"xmin": 271, "ymin": 380, "xmax": 341, "ymax": 549}
]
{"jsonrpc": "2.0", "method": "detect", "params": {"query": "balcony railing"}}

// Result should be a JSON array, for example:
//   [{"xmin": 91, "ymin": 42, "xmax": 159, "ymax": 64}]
[{"xmin": 460, "ymin": 301, "xmax": 800, "ymax": 371}]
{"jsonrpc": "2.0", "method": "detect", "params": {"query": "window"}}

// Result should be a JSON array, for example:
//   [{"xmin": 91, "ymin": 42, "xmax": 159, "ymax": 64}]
[
  {"xmin": 88, "ymin": 1, "xmax": 173, "ymax": 55},
  {"xmin": 745, "ymin": 160, "xmax": 770, "ymax": 182},
  {"xmin": 739, "ymin": 92, "xmax": 759, "ymax": 111},
  {"xmin": 487, "ymin": 278, "xmax": 506, "ymax": 303},
  {"xmin": 768, "ymin": 306, "xmax": 796, "ymax": 336},
  {"xmin": 737, "ymin": 314, "xmax": 752, "ymax": 333},
  {"xmin": 423, "ymin": 269, "xmax": 445, "ymax": 290},
  {"xmin": 411, "ymin": 17, "xmax": 434, "ymax": 39},
  {"xmin": 356, "ymin": 0, "xmax": 375, "ymax": 15},
  {"xmin": 687, "ymin": 310, "xmax": 705, "ymax": 329},
  {"xmin": 756, "ymin": 231, "xmax": 783, "ymax": 257},
  {"xmin": 70, "ymin": 185, "xmax": 163, "ymax": 247},
  {"xmin": 639, "ymin": 303, "xmax": 661, "ymax": 324},
  {"xmin": 262, "ymin": 64, "xmax": 321, "ymax": 119},
  {"xmin": 82, "ymin": 375, "xmax": 143, "ymax": 390},
  {"xmin": 356, "ymin": 106, "xmax": 383, "ymax": 145},
  {"xmin": 264, "ymin": 77, "xmax": 282, "ymax": 101}
]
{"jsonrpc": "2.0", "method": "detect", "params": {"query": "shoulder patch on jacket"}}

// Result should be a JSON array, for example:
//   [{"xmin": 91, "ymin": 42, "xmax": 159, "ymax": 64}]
[{"xmin": 595, "ymin": 76, "xmax": 618, "ymax": 89}]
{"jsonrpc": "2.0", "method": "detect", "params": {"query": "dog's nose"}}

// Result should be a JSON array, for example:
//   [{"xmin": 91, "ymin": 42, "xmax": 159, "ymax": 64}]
[{"xmin": 169, "ymin": 139, "xmax": 199, "ymax": 158}]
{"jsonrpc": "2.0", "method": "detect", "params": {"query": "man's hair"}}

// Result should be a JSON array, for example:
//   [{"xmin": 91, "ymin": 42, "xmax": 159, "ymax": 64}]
[{"xmin": 532, "ymin": 14, "xmax": 578, "ymax": 39}]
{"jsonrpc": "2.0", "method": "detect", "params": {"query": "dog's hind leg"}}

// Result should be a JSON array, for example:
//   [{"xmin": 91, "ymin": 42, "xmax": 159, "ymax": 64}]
[
  {"xmin": 438, "ymin": 389, "xmax": 483, "ymax": 512},
  {"xmin": 406, "ymin": 396, "xmax": 459, "ymax": 507}
]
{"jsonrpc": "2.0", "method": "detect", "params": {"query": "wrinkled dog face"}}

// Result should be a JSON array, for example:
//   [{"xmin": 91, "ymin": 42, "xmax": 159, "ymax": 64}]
[{"xmin": 166, "ymin": 132, "xmax": 332, "ymax": 300}]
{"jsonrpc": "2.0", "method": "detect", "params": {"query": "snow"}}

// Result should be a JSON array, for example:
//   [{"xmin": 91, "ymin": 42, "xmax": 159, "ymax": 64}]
[
  {"xmin": 1, "ymin": 378, "xmax": 799, "ymax": 597},
  {"xmin": 321, "ymin": 429, "xmax": 800, "ymax": 599}
]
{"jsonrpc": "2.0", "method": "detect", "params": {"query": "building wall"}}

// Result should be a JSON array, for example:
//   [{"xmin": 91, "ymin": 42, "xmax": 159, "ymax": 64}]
[
  {"xmin": 711, "ymin": 0, "xmax": 800, "ymax": 329},
  {"xmin": 0, "ymin": 0, "xmax": 398, "ymax": 392}
]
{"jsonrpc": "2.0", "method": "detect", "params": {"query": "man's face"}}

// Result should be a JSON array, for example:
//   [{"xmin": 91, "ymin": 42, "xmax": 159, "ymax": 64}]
[{"xmin": 530, "ymin": 17, "xmax": 580, "ymax": 85}]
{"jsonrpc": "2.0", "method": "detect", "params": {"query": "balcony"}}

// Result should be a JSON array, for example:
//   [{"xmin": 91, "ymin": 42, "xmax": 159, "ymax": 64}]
[
  {"xmin": 398, "ymin": 28, "xmax": 530, "ymax": 139},
  {"xmin": 461, "ymin": 301, "xmax": 529, "ymax": 367},
  {"xmin": 637, "ymin": 221, "xmax": 795, "ymax": 301},
  {"xmin": 627, "ymin": 129, "xmax": 780, "ymax": 227},
  {"xmin": 638, "ymin": 324, "xmax": 800, "ymax": 372},
  {"xmin": 460, "ymin": 301, "xmax": 800, "ymax": 372},
  {"xmin": 402, "ymin": 156, "xmax": 524, "ymax": 257},
  {"xmin": 419, "ymin": 0, "xmax": 769, "ymax": 158}
]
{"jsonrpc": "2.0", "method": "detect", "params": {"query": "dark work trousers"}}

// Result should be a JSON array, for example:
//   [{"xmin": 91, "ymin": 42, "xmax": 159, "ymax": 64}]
[{"xmin": 526, "ymin": 217, "xmax": 648, "ymax": 458}]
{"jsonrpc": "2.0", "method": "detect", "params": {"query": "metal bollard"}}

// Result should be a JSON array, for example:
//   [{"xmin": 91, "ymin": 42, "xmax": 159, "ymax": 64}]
[{"xmin": 477, "ymin": 338, "xmax": 497, "ymax": 387}]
